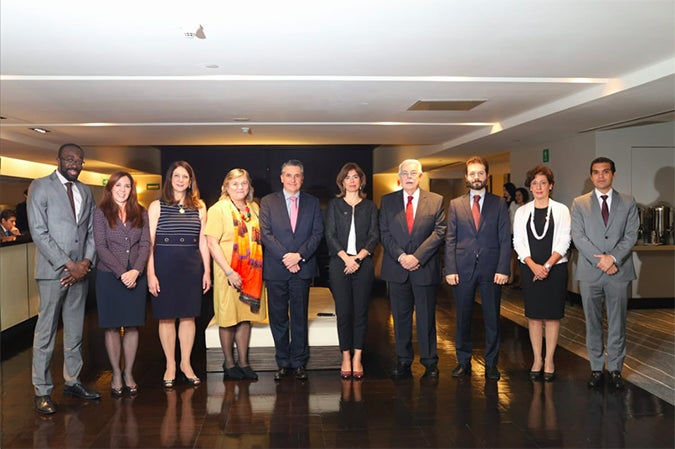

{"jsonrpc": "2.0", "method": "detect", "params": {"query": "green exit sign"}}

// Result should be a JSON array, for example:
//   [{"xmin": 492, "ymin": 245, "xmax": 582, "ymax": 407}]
[
  {"xmin": 102, "ymin": 178, "xmax": 108, "ymax": 186},
  {"xmin": 543, "ymin": 148, "xmax": 549, "ymax": 163}
]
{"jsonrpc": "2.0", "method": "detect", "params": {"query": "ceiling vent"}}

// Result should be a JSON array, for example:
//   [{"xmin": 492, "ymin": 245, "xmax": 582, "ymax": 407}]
[
  {"xmin": 408, "ymin": 100, "xmax": 485, "ymax": 111},
  {"xmin": 580, "ymin": 110, "xmax": 675, "ymax": 133}
]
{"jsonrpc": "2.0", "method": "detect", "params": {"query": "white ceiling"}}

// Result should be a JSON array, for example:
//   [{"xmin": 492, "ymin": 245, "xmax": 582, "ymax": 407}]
[{"xmin": 1, "ymin": 0, "xmax": 674, "ymax": 173}]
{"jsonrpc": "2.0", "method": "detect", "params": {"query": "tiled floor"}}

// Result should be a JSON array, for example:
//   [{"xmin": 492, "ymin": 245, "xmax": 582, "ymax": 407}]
[{"xmin": 1, "ymin": 283, "xmax": 673, "ymax": 448}]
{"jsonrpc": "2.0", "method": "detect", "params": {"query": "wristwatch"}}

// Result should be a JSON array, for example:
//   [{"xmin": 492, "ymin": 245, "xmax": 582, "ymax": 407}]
[
  {"xmin": 354, "ymin": 257, "xmax": 362, "ymax": 265},
  {"xmin": 544, "ymin": 263, "xmax": 551, "ymax": 271}
]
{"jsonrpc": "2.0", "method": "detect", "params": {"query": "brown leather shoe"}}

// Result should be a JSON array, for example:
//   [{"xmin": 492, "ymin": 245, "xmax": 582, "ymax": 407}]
[{"xmin": 35, "ymin": 395, "xmax": 56, "ymax": 414}]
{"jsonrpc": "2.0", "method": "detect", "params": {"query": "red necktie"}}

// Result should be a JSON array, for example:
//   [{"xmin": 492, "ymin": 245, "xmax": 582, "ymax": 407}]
[
  {"xmin": 472, "ymin": 195, "xmax": 481, "ymax": 230},
  {"xmin": 66, "ymin": 182, "xmax": 76, "ymax": 219},
  {"xmin": 601, "ymin": 195, "xmax": 609, "ymax": 226},
  {"xmin": 289, "ymin": 196, "xmax": 298, "ymax": 232},
  {"xmin": 406, "ymin": 195, "xmax": 414, "ymax": 234}
]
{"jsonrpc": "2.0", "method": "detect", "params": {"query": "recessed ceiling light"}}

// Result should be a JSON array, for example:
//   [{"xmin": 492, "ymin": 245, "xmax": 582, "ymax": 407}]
[
  {"xmin": 204, "ymin": 64, "xmax": 219, "ymax": 69},
  {"xmin": 30, "ymin": 127, "xmax": 50, "ymax": 134}
]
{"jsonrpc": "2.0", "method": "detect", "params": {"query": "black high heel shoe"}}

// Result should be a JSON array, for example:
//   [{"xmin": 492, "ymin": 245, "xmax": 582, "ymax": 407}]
[
  {"xmin": 111, "ymin": 385, "xmax": 124, "ymax": 398},
  {"xmin": 162, "ymin": 378, "xmax": 175, "ymax": 389},
  {"xmin": 529, "ymin": 370, "xmax": 543, "ymax": 381},
  {"xmin": 543, "ymin": 371, "xmax": 556, "ymax": 382},
  {"xmin": 179, "ymin": 371, "xmax": 201, "ymax": 386}
]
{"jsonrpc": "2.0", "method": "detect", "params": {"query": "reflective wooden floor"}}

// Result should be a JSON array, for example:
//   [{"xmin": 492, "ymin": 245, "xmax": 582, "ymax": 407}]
[{"xmin": 1, "ymin": 284, "xmax": 673, "ymax": 448}]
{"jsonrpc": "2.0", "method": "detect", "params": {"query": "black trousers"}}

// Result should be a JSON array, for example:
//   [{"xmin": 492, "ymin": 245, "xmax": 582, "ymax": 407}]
[
  {"xmin": 388, "ymin": 280, "xmax": 439, "ymax": 367},
  {"xmin": 266, "ymin": 276, "xmax": 311, "ymax": 368},
  {"xmin": 328, "ymin": 256, "xmax": 374, "ymax": 352}
]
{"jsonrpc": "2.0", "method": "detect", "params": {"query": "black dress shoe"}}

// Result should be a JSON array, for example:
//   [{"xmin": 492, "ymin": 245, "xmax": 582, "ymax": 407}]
[
  {"xmin": 543, "ymin": 371, "xmax": 556, "ymax": 382},
  {"xmin": 390, "ymin": 363, "xmax": 412, "ymax": 380},
  {"xmin": 35, "ymin": 395, "xmax": 56, "ymax": 414},
  {"xmin": 422, "ymin": 364, "xmax": 439, "ymax": 378},
  {"xmin": 485, "ymin": 365, "xmax": 501, "ymax": 380},
  {"xmin": 63, "ymin": 383, "xmax": 101, "ymax": 400},
  {"xmin": 609, "ymin": 371, "xmax": 624, "ymax": 389},
  {"xmin": 451, "ymin": 363, "xmax": 471, "ymax": 378},
  {"xmin": 294, "ymin": 366, "xmax": 308, "ymax": 380},
  {"xmin": 587, "ymin": 371, "xmax": 604, "ymax": 388},
  {"xmin": 274, "ymin": 367, "xmax": 290, "ymax": 381}
]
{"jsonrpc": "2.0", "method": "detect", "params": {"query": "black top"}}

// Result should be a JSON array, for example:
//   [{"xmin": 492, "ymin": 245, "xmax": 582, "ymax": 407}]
[{"xmin": 324, "ymin": 198, "xmax": 379, "ymax": 257}]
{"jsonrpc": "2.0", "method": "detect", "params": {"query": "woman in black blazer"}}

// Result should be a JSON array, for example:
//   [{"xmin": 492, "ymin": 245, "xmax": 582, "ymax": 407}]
[{"xmin": 325, "ymin": 162, "xmax": 379, "ymax": 380}]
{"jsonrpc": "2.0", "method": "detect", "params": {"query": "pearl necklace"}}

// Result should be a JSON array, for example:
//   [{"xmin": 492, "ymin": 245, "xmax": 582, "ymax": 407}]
[{"xmin": 529, "ymin": 205, "xmax": 551, "ymax": 240}]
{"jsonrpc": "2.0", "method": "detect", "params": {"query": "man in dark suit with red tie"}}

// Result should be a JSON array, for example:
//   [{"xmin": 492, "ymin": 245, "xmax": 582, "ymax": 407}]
[
  {"xmin": 445, "ymin": 155, "xmax": 511, "ymax": 381},
  {"xmin": 260, "ymin": 159, "xmax": 324, "ymax": 381},
  {"xmin": 379, "ymin": 159, "xmax": 446, "ymax": 379}
]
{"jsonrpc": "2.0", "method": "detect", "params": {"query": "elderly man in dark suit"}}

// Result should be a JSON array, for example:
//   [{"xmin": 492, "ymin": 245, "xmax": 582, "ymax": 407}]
[
  {"xmin": 379, "ymin": 159, "xmax": 447, "ymax": 379},
  {"xmin": 260, "ymin": 159, "xmax": 324, "ymax": 381},
  {"xmin": 445, "ymin": 155, "xmax": 511, "ymax": 381},
  {"xmin": 27, "ymin": 143, "xmax": 101, "ymax": 415},
  {"xmin": 571, "ymin": 157, "xmax": 639, "ymax": 390}
]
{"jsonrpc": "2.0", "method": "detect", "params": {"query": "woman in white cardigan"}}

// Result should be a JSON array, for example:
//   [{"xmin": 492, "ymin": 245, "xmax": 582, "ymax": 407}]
[{"xmin": 513, "ymin": 165, "xmax": 571, "ymax": 382}]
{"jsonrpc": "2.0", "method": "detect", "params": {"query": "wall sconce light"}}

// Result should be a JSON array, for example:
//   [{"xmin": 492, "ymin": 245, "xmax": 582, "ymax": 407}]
[
  {"xmin": 241, "ymin": 127, "xmax": 252, "ymax": 135},
  {"xmin": 30, "ymin": 127, "xmax": 50, "ymax": 134}
]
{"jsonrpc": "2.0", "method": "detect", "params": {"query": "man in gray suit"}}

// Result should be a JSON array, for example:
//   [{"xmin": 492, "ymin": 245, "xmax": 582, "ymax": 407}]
[
  {"xmin": 28, "ymin": 143, "xmax": 101, "ymax": 414},
  {"xmin": 571, "ymin": 156, "xmax": 639, "ymax": 390}
]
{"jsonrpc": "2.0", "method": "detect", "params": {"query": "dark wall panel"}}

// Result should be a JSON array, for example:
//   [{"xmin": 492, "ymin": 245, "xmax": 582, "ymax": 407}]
[{"xmin": 159, "ymin": 145, "xmax": 375, "ymax": 208}]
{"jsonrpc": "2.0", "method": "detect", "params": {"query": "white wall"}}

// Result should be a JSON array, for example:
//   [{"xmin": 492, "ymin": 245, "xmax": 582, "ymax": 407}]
[
  {"xmin": 596, "ymin": 121, "xmax": 675, "ymax": 206},
  {"xmin": 508, "ymin": 121, "xmax": 675, "ymax": 208},
  {"xmin": 509, "ymin": 132, "xmax": 597, "ymax": 207}
]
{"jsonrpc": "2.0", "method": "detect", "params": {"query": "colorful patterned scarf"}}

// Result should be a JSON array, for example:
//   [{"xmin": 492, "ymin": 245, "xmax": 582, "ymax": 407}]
[{"xmin": 229, "ymin": 201, "xmax": 263, "ymax": 313}]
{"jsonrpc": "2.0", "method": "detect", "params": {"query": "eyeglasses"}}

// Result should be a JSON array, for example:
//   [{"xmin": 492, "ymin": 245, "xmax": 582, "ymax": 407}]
[
  {"xmin": 60, "ymin": 157, "xmax": 85, "ymax": 166},
  {"xmin": 400, "ymin": 171, "xmax": 419, "ymax": 178}
]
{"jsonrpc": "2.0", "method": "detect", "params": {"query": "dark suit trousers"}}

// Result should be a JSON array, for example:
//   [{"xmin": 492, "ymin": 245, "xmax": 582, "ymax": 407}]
[
  {"xmin": 266, "ymin": 276, "xmax": 311, "ymax": 368},
  {"xmin": 388, "ymin": 280, "xmax": 438, "ymax": 367},
  {"xmin": 453, "ymin": 271, "xmax": 502, "ymax": 366},
  {"xmin": 328, "ymin": 257, "xmax": 374, "ymax": 352}
]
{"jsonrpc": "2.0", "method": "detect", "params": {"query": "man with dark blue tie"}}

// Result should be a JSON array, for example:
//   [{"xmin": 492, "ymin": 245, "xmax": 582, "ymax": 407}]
[
  {"xmin": 260, "ymin": 160, "xmax": 324, "ymax": 381},
  {"xmin": 445, "ymin": 156, "xmax": 511, "ymax": 381},
  {"xmin": 0, "ymin": 209, "xmax": 20, "ymax": 240}
]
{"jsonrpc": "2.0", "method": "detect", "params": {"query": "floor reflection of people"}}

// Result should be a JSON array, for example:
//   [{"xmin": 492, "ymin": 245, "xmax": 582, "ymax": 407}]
[
  {"xmin": 33, "ymin": 412, "xmax": 84, "ymax": 449},
  {"xmin": 219, "ymin": 380, "xmax": 267, "ymax": 444},
  {"xmin": 160, "ymin": 387, "xmax": 196, "ymax": 447},
  {"xmin": 527, "ymin": 380, "xmax": 562, "ymax": 447},
  {"xmin": 109, "ymin": 397, "xmax": 139, "ymax": 447},
  {"xmin": 585, "ymin": 388, "xmax": 625, "ymax": 448},
  {"xmin": 338, "ymin": 379, "xmax": 367, "ymax": 431},
  {"xmin": 269, "ymin": 379, "xmax": 310, "ymax": 447}
]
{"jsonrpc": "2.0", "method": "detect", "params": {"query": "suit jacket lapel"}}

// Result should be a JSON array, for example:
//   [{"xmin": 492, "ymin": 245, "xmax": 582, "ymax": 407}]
[
  {"xmin": 589, "ymin": 192, "xmax": 605, "ymax": 228},
  {"xmin": 605, "ymin": 189, "xmax": 620, "ymax": 228},
  {"xmin": 50, "ymin": 172, "xmax": 77, "ymax": 223},
  {"xmin": 396, "ymin": 191, "xmax": 409, "ymax": 233}
]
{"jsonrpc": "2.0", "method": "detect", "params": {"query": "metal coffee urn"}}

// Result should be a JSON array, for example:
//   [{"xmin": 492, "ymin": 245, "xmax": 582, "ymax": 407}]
[{"xmin": 651, "ymin": 205, "xmax": 673, "ymax": 245}]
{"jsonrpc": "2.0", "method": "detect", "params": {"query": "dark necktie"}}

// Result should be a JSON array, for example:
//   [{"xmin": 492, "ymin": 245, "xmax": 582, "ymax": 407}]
[
  {"xmin": 406, "ymin": 195, "xmax": 414, "ymax": 234},
  {"xmin": 472, "ymin": 195, "xmax": 481, "ymax": 230},
  {"xmin": 66, "ymin": 182, "xmax": 76, "ymax": 219},
  {"xmin": 601, "ymin": 194, "xmax": 609, "ymax": 226}
]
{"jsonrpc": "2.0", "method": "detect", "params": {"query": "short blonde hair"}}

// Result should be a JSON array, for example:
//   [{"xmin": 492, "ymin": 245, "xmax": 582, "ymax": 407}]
[{"xmin": 219, "ymin": 168, "xmax": 254, "ymax": 202}]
